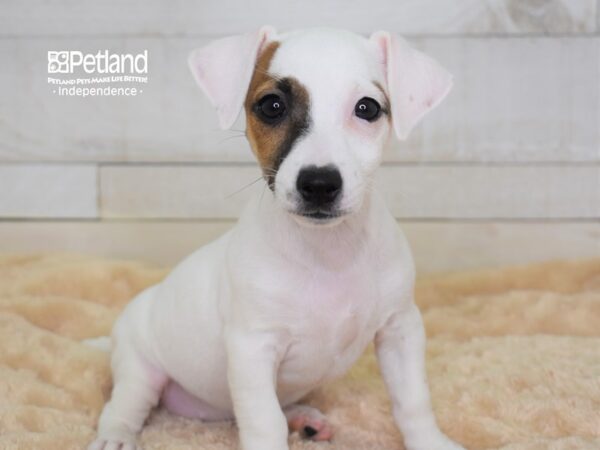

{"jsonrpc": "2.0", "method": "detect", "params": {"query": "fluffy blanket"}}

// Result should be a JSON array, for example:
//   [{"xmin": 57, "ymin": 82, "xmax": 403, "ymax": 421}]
[{"xmin": 0, "ymin": 254, "xmax": 599, "ymax": 450}]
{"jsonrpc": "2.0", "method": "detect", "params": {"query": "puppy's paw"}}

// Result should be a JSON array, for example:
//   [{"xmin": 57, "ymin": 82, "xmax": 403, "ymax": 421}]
[
  {"xmin": 285, "ymin": 404, "xmax": 333, "ymax": 442},
  {"xmin": 87, "ymin": 437, "xmax": 141, "ymax": 450}
]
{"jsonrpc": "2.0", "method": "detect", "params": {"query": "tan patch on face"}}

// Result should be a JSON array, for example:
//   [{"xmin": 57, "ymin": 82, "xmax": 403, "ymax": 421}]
[
  {"xmin": 244, "ymin": 42, "xmax": 311, "ymax": 186},
  {"xmin": 245, "ymin": 42, "xmax": 282, "ymax": 171}
]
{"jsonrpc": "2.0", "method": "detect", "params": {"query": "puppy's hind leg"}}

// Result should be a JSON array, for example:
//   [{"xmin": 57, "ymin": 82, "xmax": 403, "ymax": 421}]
[{"xmin": 88, "ymin": 338, "xmax": 167, "ymax": 450}]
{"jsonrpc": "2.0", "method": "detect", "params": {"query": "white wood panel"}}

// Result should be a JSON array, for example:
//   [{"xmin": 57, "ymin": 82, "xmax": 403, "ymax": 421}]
[
  {"xmin": 376, "ymin": 165, "xmax": 600, "ymax": 219},
  {"xmin": 0, "ymin": 0, "xmax": 595, "ymax": 37},
  {"xmin": 0, "ymin": 220, "xmax": 597, "ymax": 273},
  {"xmin": 100, "ymin": 165, "xmax": 262, "ymax": 219},
  {"xmin": 0, "ymin": 164, "xmax": 97, "ymax": 218},
  {"xmin": 1, "ymin": 37, "xmax": 598, "ymax": 163},
  {"xmin": 99, "ymin": 164, "xmax": 600, "ymax": 219}
]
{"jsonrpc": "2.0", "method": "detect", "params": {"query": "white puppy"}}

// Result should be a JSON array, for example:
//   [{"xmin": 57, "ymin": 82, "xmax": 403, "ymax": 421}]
[{"xmin": 89, "ymin": 27, "xmax": 464, "ymax": 450}]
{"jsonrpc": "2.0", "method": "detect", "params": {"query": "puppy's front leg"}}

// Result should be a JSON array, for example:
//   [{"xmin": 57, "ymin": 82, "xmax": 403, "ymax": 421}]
[
  {"xmin": 375, "ymin": 302, "xmax": 465, "ymax": 450},
  {"xmin": 226, "ymin": 329, "xmax": 289, "ymax": 450}
]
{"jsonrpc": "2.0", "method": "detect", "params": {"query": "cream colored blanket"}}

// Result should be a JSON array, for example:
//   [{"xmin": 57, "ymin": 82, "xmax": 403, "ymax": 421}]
[{"xmin": 1, "ymin": 254, "xmax": 599, "ymax": 450}]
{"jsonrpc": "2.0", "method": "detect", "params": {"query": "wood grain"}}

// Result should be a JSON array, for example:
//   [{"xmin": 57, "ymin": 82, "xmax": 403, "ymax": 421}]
[
  {"xmin": 99, "ymin": 164, "xmax": 600, "ymax": 219},
  {"xmin": 0, "ymin": 0, "xmax": 596, "ymax": 37},
  {"xmin": 1, "ymin": 37, "xmax": 598, "ymax": 163},
  {"xmin": 0, "ymin": 165, "xmax": 97, "ymax": 218}
]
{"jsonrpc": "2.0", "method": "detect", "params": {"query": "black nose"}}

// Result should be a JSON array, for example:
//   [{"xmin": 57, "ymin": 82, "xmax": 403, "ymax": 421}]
[{"xmin": 296, "ymin": 165, "xmax": 343, "ymax": 206}]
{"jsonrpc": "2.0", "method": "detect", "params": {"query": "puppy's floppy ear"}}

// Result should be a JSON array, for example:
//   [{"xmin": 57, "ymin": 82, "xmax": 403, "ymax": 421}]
[
  {"xmin": 188, "ymin": 26, "xmax": 277, "ymax": 129},
  {"xmin": 370, "ymin": 31, "xmax": 452, "ymax": 140}
]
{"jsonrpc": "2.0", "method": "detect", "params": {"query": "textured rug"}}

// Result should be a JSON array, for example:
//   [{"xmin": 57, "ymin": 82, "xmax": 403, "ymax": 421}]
[{"xmin": 0, "ymin": 254, "xmax": 599, "ymax": 450}]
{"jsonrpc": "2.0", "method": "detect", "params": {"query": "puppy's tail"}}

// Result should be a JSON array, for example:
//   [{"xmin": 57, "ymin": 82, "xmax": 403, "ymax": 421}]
[{"xmin": 82, "ymin": 336, "xmax": 111, "ymax": 352}]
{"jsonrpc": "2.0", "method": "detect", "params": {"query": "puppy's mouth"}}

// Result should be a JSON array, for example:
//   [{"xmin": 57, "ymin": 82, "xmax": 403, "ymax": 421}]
[{"xmin": 290, "ymin": 208, "xmax": 348, "ymax": 226}]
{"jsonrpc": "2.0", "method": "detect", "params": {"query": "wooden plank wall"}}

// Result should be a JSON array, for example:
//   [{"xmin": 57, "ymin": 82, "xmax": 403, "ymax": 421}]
[{"xmin": 0, "ymin": 0, "xmax": 598, "ymax": 272}]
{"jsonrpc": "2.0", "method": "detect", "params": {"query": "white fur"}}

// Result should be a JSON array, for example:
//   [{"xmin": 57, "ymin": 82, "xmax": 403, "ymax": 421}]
[
  {"xmin": 89, "ymin": 28, "xmax": 463, "ymax": 450},
  {"xmin": 188, "ymin": 25, "xmax": 276, "ymax": 129},
  {"xmin": 271, "ymin": 29, "xmax": 389, "ymax": 219},
  {"xmin": 370, "ymin": 31, "xmax": 453, "ymax": 140}
]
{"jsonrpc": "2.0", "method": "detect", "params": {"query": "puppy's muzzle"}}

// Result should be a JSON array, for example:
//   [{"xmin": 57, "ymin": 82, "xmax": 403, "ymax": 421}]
[{"xmin": 296, "ymin": 165, "xmax": 342, "ymax": 219}]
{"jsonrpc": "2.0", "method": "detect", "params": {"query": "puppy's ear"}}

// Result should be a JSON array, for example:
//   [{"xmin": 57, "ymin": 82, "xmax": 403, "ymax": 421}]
[
  {"xmin": 188, "ymin": 26, "xmax": 277, "ymax": 129},
  {"xmin": 370, "ymin": 31, "xmax": 452, "ymax": 140}
]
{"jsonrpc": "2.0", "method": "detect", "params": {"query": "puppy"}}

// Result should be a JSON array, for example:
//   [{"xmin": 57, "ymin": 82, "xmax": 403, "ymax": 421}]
[{"xmin": 88, "ymin": 27, "xmax": 464, "ymax": 450}]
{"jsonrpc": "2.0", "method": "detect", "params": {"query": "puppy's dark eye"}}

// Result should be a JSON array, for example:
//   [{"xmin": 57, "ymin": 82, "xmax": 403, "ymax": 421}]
[
  {"xmin": 354, "ymin": 97, "xmax": 381, "ymax": 121},
  {"xmin": 255, "ymin": 94, "xmax": 286, "ymax": 123}
]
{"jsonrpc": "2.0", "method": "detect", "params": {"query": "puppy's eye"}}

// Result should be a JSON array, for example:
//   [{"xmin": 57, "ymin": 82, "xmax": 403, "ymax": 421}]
[
  {"xmin": 354, "ymin": 97, "xmax": 381, "ymax": 122},
  {"xmin": 255, "ymin": 94, "xmax": 287, "ymax": 123}
]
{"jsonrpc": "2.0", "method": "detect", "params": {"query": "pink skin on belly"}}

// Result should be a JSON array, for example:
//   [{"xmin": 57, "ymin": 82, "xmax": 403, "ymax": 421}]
[
  {"xmin": 160, "ymin": 381, "xmax": 233, "ymax": 421},
  {"xmin": 161, "ymin": 381, "xmax": 334, "ymax": 441}
]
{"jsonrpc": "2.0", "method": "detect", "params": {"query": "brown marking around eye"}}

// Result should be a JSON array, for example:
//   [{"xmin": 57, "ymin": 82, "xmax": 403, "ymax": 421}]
[{"xmin": 244, "ymin": 42, "xmax": 311, "ymax": 188}]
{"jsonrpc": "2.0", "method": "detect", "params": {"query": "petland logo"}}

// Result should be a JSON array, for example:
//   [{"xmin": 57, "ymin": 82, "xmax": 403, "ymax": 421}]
[{"xmin": 47, "ymin": 50, "xmax": 149, "ymax": 97}]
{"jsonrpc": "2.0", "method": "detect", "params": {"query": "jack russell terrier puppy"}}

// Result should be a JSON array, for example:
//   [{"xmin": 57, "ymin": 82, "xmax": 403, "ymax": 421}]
[{"xmin": 89, "ymin": 27, "xmax": 465, "ymax": 450}]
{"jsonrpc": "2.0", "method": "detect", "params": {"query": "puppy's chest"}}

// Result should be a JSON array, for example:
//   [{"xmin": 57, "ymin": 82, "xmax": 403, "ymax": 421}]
[{"xmin": 278, "ymin": 268, "xmax": 384, "ymax": 387}]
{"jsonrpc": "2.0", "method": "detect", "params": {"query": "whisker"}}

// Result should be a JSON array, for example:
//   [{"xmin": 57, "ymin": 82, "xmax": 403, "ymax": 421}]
[
  {"xmin": 217, "ymin": 134, "xmax": 246, "ymax": 145},
  {"xmin": 258, "ymin": 182, "xmax": 269, "ymax": 209},
  {"xmin": 225, "ymin": 176, "xmax": 264, "ymax": 199}
]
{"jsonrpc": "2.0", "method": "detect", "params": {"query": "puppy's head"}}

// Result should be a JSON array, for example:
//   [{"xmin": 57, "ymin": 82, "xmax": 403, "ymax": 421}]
[{"xmin": 189, "ymin": 27, "xmax": 451, "ymax": 226}]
